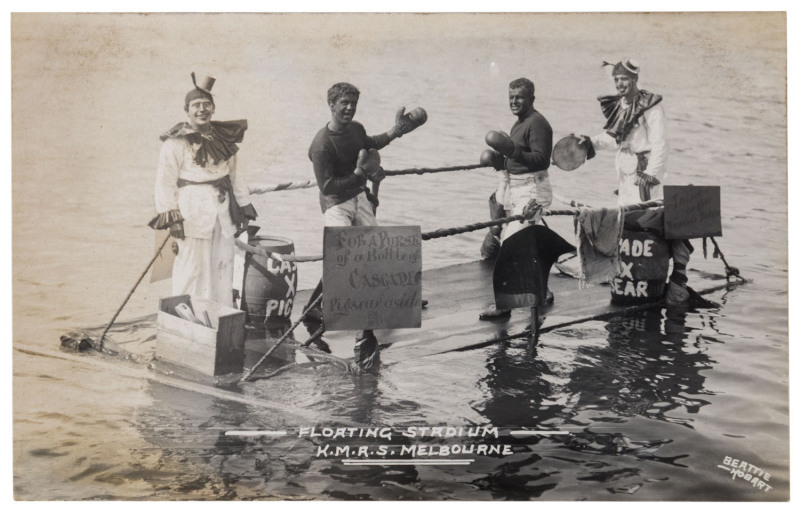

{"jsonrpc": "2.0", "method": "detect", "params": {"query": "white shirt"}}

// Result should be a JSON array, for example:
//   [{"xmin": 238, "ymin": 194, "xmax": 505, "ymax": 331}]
[
  {"xmin": 592, "ymin": 102, "xmax": 669, "ymax": 206},
  {"xmin": 154, "ymin": 136, "xmax": 252, "ymax": 239}
]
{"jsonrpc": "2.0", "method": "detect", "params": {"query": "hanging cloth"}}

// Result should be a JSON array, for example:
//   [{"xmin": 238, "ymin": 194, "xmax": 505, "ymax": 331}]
[{"xmin": 576, "ymin": 207, "xmax": 625, "ymax": 288}]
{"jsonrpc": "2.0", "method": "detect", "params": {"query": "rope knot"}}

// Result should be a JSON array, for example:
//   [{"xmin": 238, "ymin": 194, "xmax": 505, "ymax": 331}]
[{"xmin": 521, "ymin": 199, "xmax": 543, "ymax": 222}]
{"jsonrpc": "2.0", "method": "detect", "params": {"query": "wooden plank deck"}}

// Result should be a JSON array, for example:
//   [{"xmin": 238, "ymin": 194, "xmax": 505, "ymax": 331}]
[
  {"xmin": 291, "ymin": 259, "xmax": 734, "ymax": 363},
  {"xmin": 83, "ymin": 258, "xmax": 737, "ymax": 375}
]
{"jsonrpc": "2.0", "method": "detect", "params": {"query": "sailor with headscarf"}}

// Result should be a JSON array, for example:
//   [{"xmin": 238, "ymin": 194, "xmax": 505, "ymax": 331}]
[{"xmin": 150, "ymin": 73, "xmax": 257, "ymax": 306}]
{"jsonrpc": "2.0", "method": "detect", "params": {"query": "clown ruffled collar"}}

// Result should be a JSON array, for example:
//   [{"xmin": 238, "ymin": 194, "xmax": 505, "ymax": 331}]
[
  {"xmin": 597, "ymin": 90, "xmax": 662, "ymax": 143},
  {"xmin": 160, "ymin": 119, "xmax": 248, "ymax": 167}
]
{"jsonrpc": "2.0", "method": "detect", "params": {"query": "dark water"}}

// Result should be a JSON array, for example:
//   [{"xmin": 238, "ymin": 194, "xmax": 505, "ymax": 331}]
[{"xmin": 12, "ymin": 13, "xmax": 788, "ymax": 500}]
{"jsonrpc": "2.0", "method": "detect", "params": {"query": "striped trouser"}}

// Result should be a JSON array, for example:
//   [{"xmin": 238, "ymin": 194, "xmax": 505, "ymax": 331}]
[
  {"xmin": 666, "ymin": 239, "xmax": 693, "ymax": 304},
  {"xmin": 669, "ymin": 239, "xmax": 692, "ymax": 287}
]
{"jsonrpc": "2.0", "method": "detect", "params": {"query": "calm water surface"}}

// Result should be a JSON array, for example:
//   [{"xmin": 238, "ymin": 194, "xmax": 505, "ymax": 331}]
[{"xmin": 11, "ymin": 13, "xmax": 788, "ymax": 500}]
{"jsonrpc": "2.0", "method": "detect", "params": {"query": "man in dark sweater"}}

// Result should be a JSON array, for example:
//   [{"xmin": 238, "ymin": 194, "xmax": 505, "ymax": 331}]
[
  {"xmin": 305, "ymin": 82, "xmax": 417, "ymax": 371},
  {"xmin": 481, "ymin": 77, "xmax": 555, "ymax": 319}
]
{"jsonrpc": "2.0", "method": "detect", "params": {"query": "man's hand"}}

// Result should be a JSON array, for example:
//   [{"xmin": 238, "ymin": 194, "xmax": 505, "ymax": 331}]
[
  {"xmin": 635, "ymin": 172, "xmax": 660, "ymax": 202},
  {"xmin": 169, "ymin": 220, "xmax": 185, "ymax": 240},
  {"xmin": 480, "ymin": 149, "xmax": 506, "ymax": 171},
  {"xmin": 634, "ymin": 171, "xmax": 660, "ymax": 186},
  {"xmin": 235, "ymin": 217, "xmax": 250, "ymax": 238},
  {"xmin": 574, "ymin": 134, "xmax": 596, "ymax": 160}
]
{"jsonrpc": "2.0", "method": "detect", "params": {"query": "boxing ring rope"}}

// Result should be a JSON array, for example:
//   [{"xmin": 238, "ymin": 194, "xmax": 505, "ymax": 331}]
[{"xmin": 247, "ymin": 163, "xmax": 492, "ymax": 195}]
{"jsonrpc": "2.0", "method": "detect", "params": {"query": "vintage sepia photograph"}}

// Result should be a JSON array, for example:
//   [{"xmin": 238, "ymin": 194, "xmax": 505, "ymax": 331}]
[{"xmin": 10, "ymin": 9, "xmax": 789, "ymax": 501}]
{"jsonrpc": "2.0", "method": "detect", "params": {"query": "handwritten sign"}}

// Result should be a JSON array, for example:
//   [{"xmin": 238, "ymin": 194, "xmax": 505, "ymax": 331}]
[
  {"xmin": 611, "ymin": 230, "xmax": 670, "ymax": 303},
  {"xmin": 323, "ymin": 226, "xmax": 422, "ymax": 331},
  {"xmin": 664, "ymin": 185, "xmax": 722, "ymax": 239}
]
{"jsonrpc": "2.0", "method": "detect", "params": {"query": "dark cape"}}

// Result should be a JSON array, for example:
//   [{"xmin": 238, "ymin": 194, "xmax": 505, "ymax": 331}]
[
  {"xmin": 159, "ymin": 120, "xmax": 248, "ymax": 167},
  {"xmin": 597, "ymin": 90, "xmax": 662, "ymax": 143}
]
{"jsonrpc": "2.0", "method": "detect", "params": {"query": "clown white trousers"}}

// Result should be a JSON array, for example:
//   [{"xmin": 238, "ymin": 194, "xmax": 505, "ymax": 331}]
[
  {"xmin": 172, "ymin": 218, "xmax": 235, "ymax": 307},
  {"xmin": 500, "ymin": 171, "xmax": 553, "ymax": 242}
]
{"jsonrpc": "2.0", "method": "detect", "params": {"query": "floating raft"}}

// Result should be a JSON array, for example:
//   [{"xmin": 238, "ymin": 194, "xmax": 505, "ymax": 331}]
[
  {"xmin": 294, "ymin": 258, "xmax": 740, "ymax": 364},
  {"xmin": 54, "ymin": 257, "xmax": 742, "ymax": 381}
]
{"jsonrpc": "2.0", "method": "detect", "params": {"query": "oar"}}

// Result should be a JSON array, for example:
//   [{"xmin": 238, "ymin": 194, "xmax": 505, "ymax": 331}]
[{"xmin": 98, "ymin": 231, "xmax": 172, "ymax": 351}]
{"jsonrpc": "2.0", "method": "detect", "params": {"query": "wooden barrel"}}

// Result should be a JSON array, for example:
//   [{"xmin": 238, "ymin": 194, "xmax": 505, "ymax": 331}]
[
  {"xmin": 242, "ymin": 235, "xmax": 298, "ymax": 328},
  {"xmin": 611, "ymin": 229, "xmax": 670, "ymax": 305}
]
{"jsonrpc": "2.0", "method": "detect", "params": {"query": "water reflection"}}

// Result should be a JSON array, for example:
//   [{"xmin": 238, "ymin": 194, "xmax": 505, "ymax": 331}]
[
  {"xmin": 474, "ymin": 341, "xmax": 562, "ymax": 428},
  {"xmin": 132, "ymin": 303, "xmax": 728, "ymax": 499},
  {"xmin": 474, "ymin": 307, "xmax": 719, "ymax": 429},
  {"xmin": 470, "ymin": 306, "xmax": 723, "ymax": 497},
  {"xmin": 136, "ymin": 358, "xmax": 428, "ymax": 499},
  {"xmin": 567, "ymin": 307, "xmax": 717, "ymax": 428}
]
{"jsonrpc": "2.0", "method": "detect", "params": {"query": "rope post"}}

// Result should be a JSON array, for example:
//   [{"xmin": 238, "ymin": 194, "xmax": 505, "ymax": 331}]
[
  {"xmin": 529, "ymin": 306, "xmax": 541, "ymax": 347},
  {"xmin": 371, "ymin": 180, "xmax": 381, "ymax": 215},
  {"xmin": 302, "ymin": 325, "xmax": 326, "ymax": 348},
  {"xmin": 709, "ymin": 236, "xmax": 746, "ymax": 283}
]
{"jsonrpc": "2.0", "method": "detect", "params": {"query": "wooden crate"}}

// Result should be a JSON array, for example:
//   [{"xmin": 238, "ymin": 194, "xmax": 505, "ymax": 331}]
[{"xmin": 156, "ymin": 295, "xmax": 246, "ymax": 376}]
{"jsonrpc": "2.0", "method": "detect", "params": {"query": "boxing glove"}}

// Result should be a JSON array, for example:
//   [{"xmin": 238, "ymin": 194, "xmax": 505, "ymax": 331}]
[
  {"xmin": 357, "ymin": 148, "xmax": 384, "ymax": 182},
  {"xmin": 393, "ymin": 107, "xmax": 428, "ymax": 137},
  {"xmin": 485, "ymin": 130, "xmax": 516, "ymax": 157},
  {"xmin": 480, "ymin": 149, "xmax": 505, "ymax": 171},
  {"xmin": 406, "ymin": 107, "xmax": 427, "ymax": 126}
]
